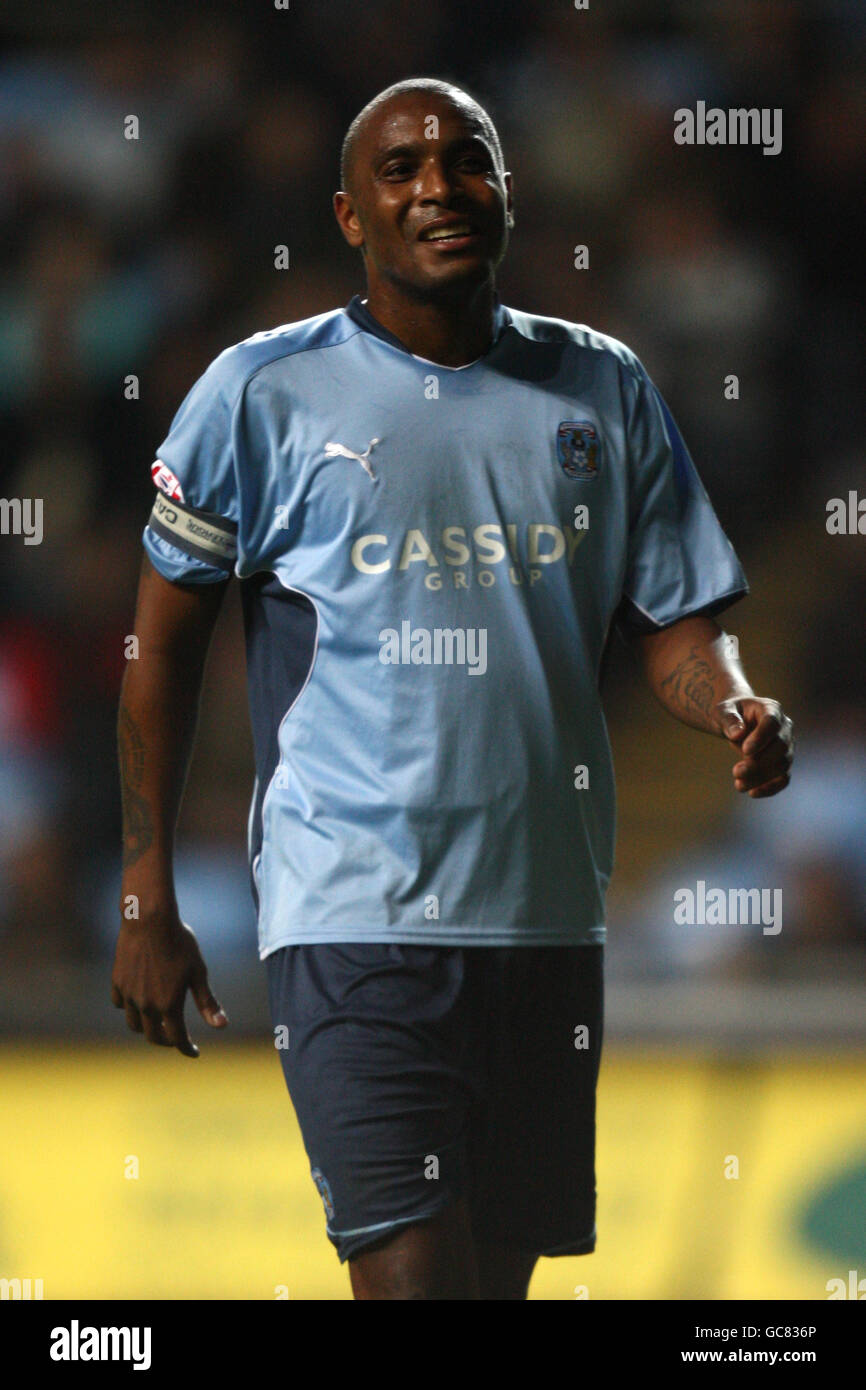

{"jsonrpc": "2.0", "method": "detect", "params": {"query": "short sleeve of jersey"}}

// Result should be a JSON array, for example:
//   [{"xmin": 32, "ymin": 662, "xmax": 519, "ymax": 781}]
[
  {"xmin": 143, "ymin": 352, "xmax": 240, "ymax": 585},
  {"xmin": 618, "ymin": 360, "xmax": 748, "ymax": 633}
]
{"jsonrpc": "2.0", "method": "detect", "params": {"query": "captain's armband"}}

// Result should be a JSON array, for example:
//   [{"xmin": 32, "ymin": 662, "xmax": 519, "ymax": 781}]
[{"xmin": 148, "ymin": 491, "xmax": 238, "ymax": 572}]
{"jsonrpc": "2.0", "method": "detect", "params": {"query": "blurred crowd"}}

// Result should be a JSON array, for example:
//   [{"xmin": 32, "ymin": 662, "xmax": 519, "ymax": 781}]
[{"xmin": 0, "ymin": 1, "xmax": 864, "ymax": 979}]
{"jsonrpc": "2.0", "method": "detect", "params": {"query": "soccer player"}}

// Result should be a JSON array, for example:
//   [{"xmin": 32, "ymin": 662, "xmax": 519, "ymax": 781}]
[{"xmin": 112, "ymin": 78, "xmax": 794, "ymax": 1300}]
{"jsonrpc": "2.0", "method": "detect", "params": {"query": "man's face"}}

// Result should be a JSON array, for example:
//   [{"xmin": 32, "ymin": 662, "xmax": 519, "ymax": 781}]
[{"xmin": 334, "ymin": 93, "xmax": 512, "ymax": 300}]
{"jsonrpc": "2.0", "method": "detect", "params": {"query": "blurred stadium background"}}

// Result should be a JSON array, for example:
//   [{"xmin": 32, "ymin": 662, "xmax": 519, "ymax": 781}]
[{"xmin": 1, "ymin": 1, "xmax": 865, "ymax": 1300}]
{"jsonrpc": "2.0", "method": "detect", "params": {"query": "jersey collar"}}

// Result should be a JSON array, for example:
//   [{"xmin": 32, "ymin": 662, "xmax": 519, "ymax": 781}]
[{"xmin": 345, "ymin": 293, "xmax": 511, "ymax": 367}]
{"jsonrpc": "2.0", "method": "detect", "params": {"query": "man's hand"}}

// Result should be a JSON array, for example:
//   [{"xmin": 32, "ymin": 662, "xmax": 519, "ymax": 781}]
[
  {"xmin": 716, "ymin": 696, "xmax": 794, "ymax": 799},
  {"xmin": 637, "ymin": 614, "xmax": 794, "ymax": 798},
  {"xmin": 111, "ymin": 909, "xmax": 227, "ymax": 1058}
]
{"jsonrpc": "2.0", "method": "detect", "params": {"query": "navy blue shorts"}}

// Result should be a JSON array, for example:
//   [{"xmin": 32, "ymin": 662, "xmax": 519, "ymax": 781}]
[{"xmin": 266, "ymin": 942, "xmax": 603, "ymax": 1264}]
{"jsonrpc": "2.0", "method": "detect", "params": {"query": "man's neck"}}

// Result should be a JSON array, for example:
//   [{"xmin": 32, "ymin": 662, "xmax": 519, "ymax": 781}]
[{"xmin": 363, "ymin": 280, "xmax": 497, "ymax": 367}]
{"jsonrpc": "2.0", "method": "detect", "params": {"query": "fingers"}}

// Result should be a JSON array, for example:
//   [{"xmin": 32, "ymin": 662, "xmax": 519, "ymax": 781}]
[
  {"xmin": 734, "ymin": 766, "xmax": 791, "ymax": 795},
  {"xmin": 733, "ymin": 754, "xmax": 791, "ymax": 795},
  {"xmin": 161, "ymin": 1007, "xmax": 200, "ymax": 1058},
  {"xmin": 123, "ymin": 999, "xmax": 143, "ymax": 1035},
  {"xmin": 721, "ymin": 718, "xmax": 747, "ymax": 743},
  {"xmin": 733, "ymin": 740, "xmax": 793, "ymax": 793},
  {"xmin": 733, "ymin": 753, "xmax": 791, "ymax": 791},
  {"xmin": 141, "ymin": 1007, "xmax": 173, "ymax": 1048},
  {"xmin": 746, "ymin": 774, "xmax": 790, "ymax": 799},
  {"xmin": 190, "ymin": 969, "xmax": 228, "ymax": 1029},
  {"xmin": 114, "ymin": 987, "xmax": 200, "ymax": 1056},
  {"xmin": 717, "ymin": 700, "xmax": 747, "ymax": 742},
  {"xmin": 731, "ymin": 704, "xmax": 793, "ymax": 795},
  {"xmin": 740, "ymin": 710, "xmax": 777, "ymax": 756},
  {"xmin": 740, "ymin": 707, "xmax": 790, "ymax": 757}
]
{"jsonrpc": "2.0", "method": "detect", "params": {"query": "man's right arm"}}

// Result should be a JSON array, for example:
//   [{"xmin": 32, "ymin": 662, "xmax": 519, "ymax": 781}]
[{"xmin": 112, "ymin": 552, "xmax": 230, "ymax": 1057}]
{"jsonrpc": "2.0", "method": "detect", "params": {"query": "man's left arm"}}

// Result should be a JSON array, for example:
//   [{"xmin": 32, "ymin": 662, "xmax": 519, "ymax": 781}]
[{"xmin": 635, "ymin": 613, "xmax": 794, "ymax": 798}]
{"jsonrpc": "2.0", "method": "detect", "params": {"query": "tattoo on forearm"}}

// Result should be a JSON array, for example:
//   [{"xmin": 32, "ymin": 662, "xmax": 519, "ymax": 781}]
[
  {"xmin": 659, "ymin": 647, "xmax": 717, "ymax": 723},
  {"xmin": 119, "ymin": 705, "xmax": 153, "ymax": 867}
]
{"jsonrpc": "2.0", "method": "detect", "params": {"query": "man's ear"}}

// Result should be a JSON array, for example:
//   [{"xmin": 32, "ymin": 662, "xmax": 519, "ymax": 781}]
[
  {"xmin": 504, "ymin": 171, "xmax": 514, "ymax": 229},
  {"xmin": 333, "ymin": 191, "xmax": 365, "ymax": 250}
]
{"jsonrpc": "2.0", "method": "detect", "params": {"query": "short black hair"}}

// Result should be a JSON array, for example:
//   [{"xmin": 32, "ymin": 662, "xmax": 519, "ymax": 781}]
[{"xmin": 340, "ymin": 77, "xmax": 505, "ymax": 193}]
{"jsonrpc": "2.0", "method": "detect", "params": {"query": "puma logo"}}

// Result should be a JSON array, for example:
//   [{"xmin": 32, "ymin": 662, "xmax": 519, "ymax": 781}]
[{"xmin": 323, "ymin": 437, "xmax": 380, "ymax": 481}]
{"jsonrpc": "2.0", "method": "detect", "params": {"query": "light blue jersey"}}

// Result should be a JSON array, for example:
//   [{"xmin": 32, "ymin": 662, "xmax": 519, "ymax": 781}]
[{"xmin": 143, "ymin": 296, "xmax": 747, "ymax": 956}]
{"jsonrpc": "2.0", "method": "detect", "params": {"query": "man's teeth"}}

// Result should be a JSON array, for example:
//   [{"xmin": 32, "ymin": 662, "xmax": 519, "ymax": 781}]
[{"xmin": 424, "ymin": 225, "xmax": 473, "ymax": 240}]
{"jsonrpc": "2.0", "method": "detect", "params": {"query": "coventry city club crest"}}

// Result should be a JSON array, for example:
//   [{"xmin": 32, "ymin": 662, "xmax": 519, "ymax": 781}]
[
  {"xmin": 557, "ymin": 420, "xmax": 600, "ymax": 480},
  {"xmin": 311, "ymin": 1167, "xmax": 335, "ymax": 1221}
]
